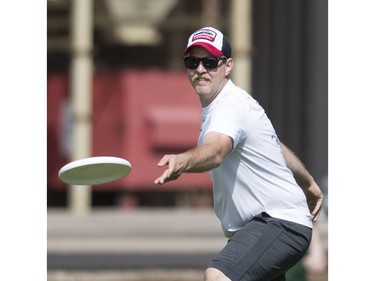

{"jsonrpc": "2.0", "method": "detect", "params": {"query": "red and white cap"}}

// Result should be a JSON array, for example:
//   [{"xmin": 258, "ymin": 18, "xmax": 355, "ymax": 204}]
[{"xmin": 183, "ymin": 27, "xmax": 232, "ymax": 58}]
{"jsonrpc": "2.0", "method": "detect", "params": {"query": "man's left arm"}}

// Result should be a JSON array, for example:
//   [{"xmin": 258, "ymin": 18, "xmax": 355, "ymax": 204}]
[{"xmin": 280, "ymin": 142, "xmax": 324, "ymax": 222}]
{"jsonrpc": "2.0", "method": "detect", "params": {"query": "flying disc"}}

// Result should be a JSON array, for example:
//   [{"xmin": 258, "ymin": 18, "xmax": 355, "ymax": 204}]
[{"xmin": 58, "ymin": 156, "xmax": 132, "ymax": 185}]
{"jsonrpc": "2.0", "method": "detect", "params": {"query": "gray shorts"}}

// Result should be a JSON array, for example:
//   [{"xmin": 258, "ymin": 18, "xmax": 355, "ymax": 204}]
[{"xmin": 208, "ymin": 212, "xmax": 312, "ymax": 281}]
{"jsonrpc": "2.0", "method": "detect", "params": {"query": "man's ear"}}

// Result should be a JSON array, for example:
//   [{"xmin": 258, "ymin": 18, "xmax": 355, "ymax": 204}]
[{"xmin": 225, "ymin": 58, "xmax": 233, "ymax": 77}]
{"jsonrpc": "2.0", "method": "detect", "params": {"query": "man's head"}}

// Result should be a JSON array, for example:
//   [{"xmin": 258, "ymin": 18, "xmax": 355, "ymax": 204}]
[
  {"xmin": 183, "ymin": 27, "xmax": 231, "ymax": 58},
  {"xmin": 183, "ymin": 27, "xmax": 233, "ymax": 107}
]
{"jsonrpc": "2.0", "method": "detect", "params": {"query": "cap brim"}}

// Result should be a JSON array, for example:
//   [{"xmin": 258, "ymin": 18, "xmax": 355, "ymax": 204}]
[{"xmin": 183, "ymin": 42, "xmax": 223, "ymax": 57}]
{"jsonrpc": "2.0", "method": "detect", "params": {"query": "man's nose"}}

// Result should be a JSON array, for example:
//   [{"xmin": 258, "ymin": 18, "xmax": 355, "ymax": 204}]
[{"xmin": 196, "ymin": 62, "xmax": 207, "ymax": 72}]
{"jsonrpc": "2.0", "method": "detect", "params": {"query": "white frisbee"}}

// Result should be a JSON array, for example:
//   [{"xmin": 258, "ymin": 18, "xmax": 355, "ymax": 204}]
[{"xmin": 58, "ymin": 156, "xmax": 132, "ymax": 185}]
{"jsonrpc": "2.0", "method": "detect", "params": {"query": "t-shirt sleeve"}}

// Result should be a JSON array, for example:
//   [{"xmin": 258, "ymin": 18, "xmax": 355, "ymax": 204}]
[{"xmin": 204, "ymin": 102, "xmax": 248, "ymax": 149}]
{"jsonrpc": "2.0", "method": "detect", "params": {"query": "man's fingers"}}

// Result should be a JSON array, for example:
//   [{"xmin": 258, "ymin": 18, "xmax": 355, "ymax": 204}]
[
  {"xmin": 154, "ymin": 169, "xmax": 170, "ymax": 185},
  {"xmin": 310, "ymin": 200, "xmax": 323, "ymax": 222},
  {"xmin": 157, "ymin": 154, "xmax": 173, "ymax": 167},
  {"xmin": 154, "ymin": 155, "xmax": 181, "ymax": 185}
]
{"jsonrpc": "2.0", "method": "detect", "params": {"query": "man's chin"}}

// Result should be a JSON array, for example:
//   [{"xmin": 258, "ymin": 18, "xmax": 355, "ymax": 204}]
[{"xmin": 194, "ymin": 85, "xmax": 210, "ymax": 95}]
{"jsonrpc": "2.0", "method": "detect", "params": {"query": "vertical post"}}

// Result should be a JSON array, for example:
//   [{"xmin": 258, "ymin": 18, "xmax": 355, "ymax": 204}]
[
  {"xmin": 202, "ymin": 0, "xmax": 219, "ymax": 26},
  {"xmin": 230, "ymin": 0, "xmax": 252, "ymax": 93},
  {"xmin": 68, "ymin": 0, "xmax": 93, "ymax": 215}
]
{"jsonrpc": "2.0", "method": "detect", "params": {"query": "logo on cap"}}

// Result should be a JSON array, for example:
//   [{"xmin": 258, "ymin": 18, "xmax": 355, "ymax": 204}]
[{"xmin": 192, "ymin": 29, "xmax": 217, "ymax": 42}]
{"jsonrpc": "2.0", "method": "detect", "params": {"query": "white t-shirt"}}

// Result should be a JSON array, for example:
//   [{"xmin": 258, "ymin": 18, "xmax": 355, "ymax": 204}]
[{"xmin": 198, "ymin": 80, "xmax": 313, "ymax": 237}]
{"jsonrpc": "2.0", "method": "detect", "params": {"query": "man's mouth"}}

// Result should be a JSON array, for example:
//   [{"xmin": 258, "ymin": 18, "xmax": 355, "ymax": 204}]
[{"xmin": 195, "ymin": 77, "xmax": 209, "ymax": 84}]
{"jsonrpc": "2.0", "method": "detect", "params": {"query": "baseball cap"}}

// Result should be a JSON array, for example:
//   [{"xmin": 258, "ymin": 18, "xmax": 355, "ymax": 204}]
[{"xmin": 183, "ymin": 27, "xmax": 232, "ymax": 58}]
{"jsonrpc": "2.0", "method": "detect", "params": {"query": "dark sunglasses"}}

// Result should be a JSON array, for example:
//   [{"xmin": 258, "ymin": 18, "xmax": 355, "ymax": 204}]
[{"xmin": 183, "ymin": 56, "xmax": 227, "ymax": 70}]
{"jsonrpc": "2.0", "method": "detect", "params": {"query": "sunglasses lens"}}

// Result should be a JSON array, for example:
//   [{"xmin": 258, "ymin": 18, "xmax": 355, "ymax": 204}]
[
  {"xmin": 202, "ymin": 57, "xmax": 219, "ymax": 69},
  {"xmin": 184, "ymin": 57, "xmax": 199, "ymax": 69}
]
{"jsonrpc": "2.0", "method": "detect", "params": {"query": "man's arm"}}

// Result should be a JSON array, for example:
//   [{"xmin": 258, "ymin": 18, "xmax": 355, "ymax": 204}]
[
  {"xmin": 280, "ymin": 142, "xmax": 324, "ymax": 222},
  {"xmin": 154, "ymin": 132, "xmax": 232, "ymax": 185}
]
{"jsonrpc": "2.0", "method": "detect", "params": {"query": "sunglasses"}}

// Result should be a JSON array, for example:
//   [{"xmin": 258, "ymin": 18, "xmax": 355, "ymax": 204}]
[{"xmin": 183, "ymin": 56, "xmax": 227, "ymax": 70}]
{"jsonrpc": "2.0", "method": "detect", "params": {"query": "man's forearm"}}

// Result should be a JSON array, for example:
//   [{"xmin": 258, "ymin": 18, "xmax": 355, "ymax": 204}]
[
  {"xmin": 181, "ymin": 144, "xmax": 223, "ymax": 173},
  {"xmin": 280, "ymin": 142, "xmax": 315, "ymax": 189},
  {"xmin": 183, "ymin": 132, "xmax": 233, "ymax": 173}
]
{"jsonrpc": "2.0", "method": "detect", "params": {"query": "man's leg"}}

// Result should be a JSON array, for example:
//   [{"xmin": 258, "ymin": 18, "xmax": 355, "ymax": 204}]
[
  {"xmin": 207, "ymin": 213, "xmax": 311, "ymax": 281},
  {"xmin": 205, "ymin": 267, "xmax": 231, "ymax": 281}
]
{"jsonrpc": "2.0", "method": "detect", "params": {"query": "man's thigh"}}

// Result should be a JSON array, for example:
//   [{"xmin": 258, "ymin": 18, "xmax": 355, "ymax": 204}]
[{"xmin": 208, "ymin": 212, "xmax": 312, "ymax": 281}]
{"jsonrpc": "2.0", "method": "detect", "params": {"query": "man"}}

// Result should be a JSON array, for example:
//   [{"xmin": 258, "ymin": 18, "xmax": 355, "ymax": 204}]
[{"xmin": 154, "ymin": 27, "xmax": 324, "ymax": 281}]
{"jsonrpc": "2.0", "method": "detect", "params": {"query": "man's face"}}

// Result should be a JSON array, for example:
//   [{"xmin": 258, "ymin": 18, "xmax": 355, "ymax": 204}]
[{"xmin": 186, "ymin": 47, "xmax": 232, "ymax": 107}]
